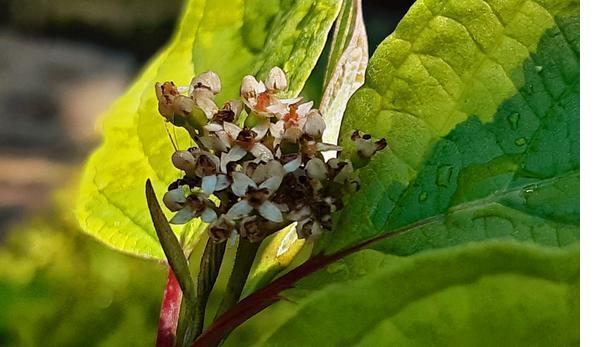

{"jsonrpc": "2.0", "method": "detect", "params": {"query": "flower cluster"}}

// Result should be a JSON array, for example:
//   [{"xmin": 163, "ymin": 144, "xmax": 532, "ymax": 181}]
[{"xmin": 155, "ymin": 67, "xmax": 386, "ymax": 243}]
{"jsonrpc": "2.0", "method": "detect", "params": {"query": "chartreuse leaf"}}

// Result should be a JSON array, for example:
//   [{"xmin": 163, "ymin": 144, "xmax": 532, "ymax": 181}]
[
  {"xmin": 76, "ymin": 0, "xmax": 342, "ymax": 259},
  {"xmin": 239, "ymin": 241, "xmax": 578, "ymax": 346},
  {"xmin": 317, "ymin": 0, "xmax": 580, "ymax": 256}
]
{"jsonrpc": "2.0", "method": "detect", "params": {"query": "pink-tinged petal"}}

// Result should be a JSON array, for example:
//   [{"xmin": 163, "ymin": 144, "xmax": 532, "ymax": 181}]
[
  {"xmin": 232, "ymin": 172, "xmax": 257, "ymax": 196},
  {"xmin": 258, "ymin": 201, "xmax": 283, "ymax": 223},
  {"xmin": 215, "ymin": 174, "xmax": 231, "ymax": 191},
  {"xmin": 220, "ymin": 146, "xmax": 247, "ymax": 173},
  {"xmin": 226, "ymin": 200, "xmax": 253, "ymax": 220},
  {"xmin": 252, "ymin": 121, "xmax": 270, "ymax": 140},
  {"xmin": 259, "ymin": 175, "xmax": 282, "ymax": 194},
  {"xmin": 170, "ymin": 205, "xmax": 195, "ymax": 224},
  {"xmin": 250, "ymin": 143, "xmax": 274, "ymax": 162},
  {"xmin": 202, "ymin": 175, "xmax": 217, "ymax": 195},
  {"xmin": 200, "ymin": 208, "xmax": 218, "ymax": 223},
  {"xmin": 224, "ymin": 122, "xmax": 242, "ymax": 139},
  {"xmin": 283, "ymin": 156, "xmax": 302, "ymax": 173}
]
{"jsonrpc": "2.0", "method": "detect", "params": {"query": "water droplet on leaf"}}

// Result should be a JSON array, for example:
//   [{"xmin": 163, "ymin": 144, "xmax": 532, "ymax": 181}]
[
  {"xmin": 436, "ymin": 165, "xmax": 454, "ymax": 187},
  {"xmin": 535, "ymin": 65, "xmax": 543, "ymax": 72},
  {"xmin": 514, "ymin": 137, "xmax": 527, "ymax": 146},
  {"xmin": 507, "ymin": 112, "xmax": 520, "ymax": 130},
  {"xmin": 419, "ymin": 191, "xmax": 428, "ymax": 202}
]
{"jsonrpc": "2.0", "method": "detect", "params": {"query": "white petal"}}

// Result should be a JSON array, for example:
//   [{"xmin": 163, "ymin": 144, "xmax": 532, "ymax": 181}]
[
  {"xmin": 232, "ymin": 172, "xmax": 257, "ymax": 196},
  {"xmin": 226, "ymin": 200, "xmax": 253, "ymax": 220},
  {"xmin": 279, "ymin": 97, "xmax": 303, "ymax": 105},
  {"xmin": 215, "ymin": 131, "xmax": 233, "ymax": 149},
  {"xmin": 252, "ymin": 121, "xmax": 270, "ymax": 140},
  {"xmin": 170, "ymin": 205, "xmax": 195, "ymax": 224},
  {"xmin": 296, "ymin": 101, "xmax": 314, "ymax": 116},
  {"xmin": 250, "ymin": 143, "xmax": 274, "ymax": 162},
  {"xmin": 241, "ymin": 75, "xmax": 260, "ymax": 99},
  {"xmin": 283, "ymin": 156, "xmax": 302, "ymax": 173},
  {"xmin": 204, "ymin": 122, "xmax": 223, "ymax": 132},
  {"xmin": 258, "ymin": 201, "xmax": 283, "ymax": 223},
  {"xmin": 200, "ymin": 208, "xmax": 218, "ymax": 223},
  {"xmin": 215, "ymin": 174, "xmax": 231, "ymax": 191},
  {"xmin": 266, "ymin": 102, "xmax": 288, "ymax": 118},
  {"xmin": 259, "ymin": 175, "xmax": 282, "ymax": 194},
  {"xmin": 223, "ymin": 122, "xmax": 242, "ymax": 139},
  {"xmin": 220, "ymin": 146, "xmax": 247, "ymax": 173},
  {"xmin": 266, "ymin": 160, "xmax": 285, "ymax": 178},
  {"xmin": 199, "ymin": 135, "xmax": 227, "ymax": 152},
  {"xmin": 265, "ymin": 66, "xmax": 287, "ymax": 92},
  {"xmin": 316, "ymin": 143, "xmax": 343, "ymax": 152},
  {"xmin": 256, "ymin": 81, "xmax": 267, "ymax": 94},
  {"xmin": 202, "ymin": 175, "xmax": 217, "ymax": 194},
  {"xmin": 306, "ymin": 158, "xmax": 328, "ymax": 180},
  {"xmin": 283, "ymin": 127, "xmax": 303, "ymax": 143},
  {"xmin": 270, "ymin": 121, "xmax": 285, "ymax": 139}
]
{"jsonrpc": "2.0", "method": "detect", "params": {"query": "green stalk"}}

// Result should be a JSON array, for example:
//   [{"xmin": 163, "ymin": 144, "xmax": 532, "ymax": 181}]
[
  {"xmin": 215, "ymin": 239, "xmax": 261, "ymax": 319},
  {"xmin": 180, "ymin": 239, "xmax": 226, "ymax": 347}
]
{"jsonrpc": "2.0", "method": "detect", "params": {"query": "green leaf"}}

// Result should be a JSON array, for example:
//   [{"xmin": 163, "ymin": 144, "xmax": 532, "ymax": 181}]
[
  {"xmin": 76, "ymin": 0, "xmax": 342, "ymax": 259},
  {"xmin": 243, "ymin": 241, "xmax": 579, "ymax": 346},
  {"xmin": 317, "ymin": 0, "xmax": 580, "ymax": 256}
]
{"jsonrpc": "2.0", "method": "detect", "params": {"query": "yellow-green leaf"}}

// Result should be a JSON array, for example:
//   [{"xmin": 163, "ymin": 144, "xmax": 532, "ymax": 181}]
[{"xmin": 76, "ymin": 0, "xmax": 342, "ymax": 259}]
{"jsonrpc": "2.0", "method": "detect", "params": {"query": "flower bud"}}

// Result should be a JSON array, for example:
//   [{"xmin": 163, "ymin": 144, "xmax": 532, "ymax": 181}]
[
  {"xmin": 306, "ymin": 158, "xmax": 328, "ymax": 180},
  {"xmin": 209, "ymin": 215, "xmax": 236, "ymax": 243},
  {"xmin": 241, "ymin": 75, "xmax": 261, "ymax": 100},
  {"xmin": 265, "ymin": 66, "xmax": 288, "ymax": 92},
  {"xmin": 303, "ymin": 109, "xmax": 326, "ymax": 137},
  {"xmin": 172, "ymin": 95, "xmax": 194, "ymax": 116},
  {"xmin": 171, "ymin": 150, "xmax": 196, "ymax": 172},
  {"xmin": 190, "ymin": 71, "xmax": 221, "ymax": 94},
  {"xmin": 163, "ymin": 187, "xmax": 186, "ymax": 212}
]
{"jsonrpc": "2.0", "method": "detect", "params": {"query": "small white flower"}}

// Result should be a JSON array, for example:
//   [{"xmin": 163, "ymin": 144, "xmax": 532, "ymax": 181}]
[
  {"xmin": 218, "ymin": 122, "xmax": 273, "ymax": 171},
  {"xmin": 170, "ymin": 194, "xmax": 217, "ymax": 224},
  {"xmin": 226, "ymin": 172, "xmax": 283, "ymax": 222}
]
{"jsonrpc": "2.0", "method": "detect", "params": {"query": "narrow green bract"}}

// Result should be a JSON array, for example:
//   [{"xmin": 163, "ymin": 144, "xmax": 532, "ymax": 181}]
[{"xmin": 76, "ymin": 0, "xmax": 342, "ymax": 259}]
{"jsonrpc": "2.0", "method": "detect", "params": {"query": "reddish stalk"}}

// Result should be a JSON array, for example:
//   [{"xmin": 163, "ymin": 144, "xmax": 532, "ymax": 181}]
[{"xmin": 156, "ymin": 267, "xmax": 183, "ymax": 347}]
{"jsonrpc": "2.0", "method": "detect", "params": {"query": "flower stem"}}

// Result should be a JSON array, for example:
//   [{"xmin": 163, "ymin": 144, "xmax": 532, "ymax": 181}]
[{"xmin": 215, "ymin": 239, "xmax": 261, "ymax": 319}]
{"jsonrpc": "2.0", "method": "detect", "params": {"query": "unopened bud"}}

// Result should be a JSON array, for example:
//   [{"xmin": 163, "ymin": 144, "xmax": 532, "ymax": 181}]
[
  {"xmin": 241, "ymin": 75, "xmax": 260, "ymax": 99},
  {"xmin": 172, "ymin": 150, "xmax": 196, "ymax": 172},
  {"xmin": 190, "ymin": 71, "xmax": 221, "ymax": 94},
  {"xmin": 265, "ymin": 66, "xmax": 288, "ymax": 92},
  {"xmin": 303, "ymin": 110, "xmax": 326, "ymax": 137}
]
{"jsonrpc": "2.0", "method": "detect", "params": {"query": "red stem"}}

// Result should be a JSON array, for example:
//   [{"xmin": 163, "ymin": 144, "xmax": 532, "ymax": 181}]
[{"xmin": 156, "ymin": 267, "xmax": 183, "ymax": 347}]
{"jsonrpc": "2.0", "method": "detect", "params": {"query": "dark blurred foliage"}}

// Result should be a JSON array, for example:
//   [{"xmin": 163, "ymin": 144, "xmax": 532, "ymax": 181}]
[{"xmin": 0, "ymin": 1, "xmax": 415, "ymax": 345}]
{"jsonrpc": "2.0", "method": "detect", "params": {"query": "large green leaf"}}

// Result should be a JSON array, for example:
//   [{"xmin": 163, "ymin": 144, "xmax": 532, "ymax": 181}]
[
  {"xmin": 76, "ymin": 0, "xmax": 342, "ymax": 259},
  {"xmin": 239, "ymin": 241, "xmax": 579, "ymax": 346},
  {"xmin": 317, "ymin": 0, "xmax": 580, "ymax": 255}
]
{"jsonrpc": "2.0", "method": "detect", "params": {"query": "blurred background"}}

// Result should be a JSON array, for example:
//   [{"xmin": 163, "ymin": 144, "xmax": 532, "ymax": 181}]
[{"xmin": 0, "ymin": 0, "xmax": 415, "ymax": 345}]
